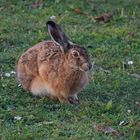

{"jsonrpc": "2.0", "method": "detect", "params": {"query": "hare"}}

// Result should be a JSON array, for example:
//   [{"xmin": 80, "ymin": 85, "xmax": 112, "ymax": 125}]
[{"xmin": 17, "ymin": 21, "xmax": 92, "ymax": 104}]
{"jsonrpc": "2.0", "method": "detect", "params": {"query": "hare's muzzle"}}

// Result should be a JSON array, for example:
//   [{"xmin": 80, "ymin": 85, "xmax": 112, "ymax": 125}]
[{"xmin": 80, "ymin": 63, "xmax": 92, "ymax": 71}]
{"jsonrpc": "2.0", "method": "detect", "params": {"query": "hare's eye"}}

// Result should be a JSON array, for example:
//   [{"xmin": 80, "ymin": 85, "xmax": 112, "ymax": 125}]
[{"xmin": 73, "ymin": 51, "xmax": 79, "ymax": 58}]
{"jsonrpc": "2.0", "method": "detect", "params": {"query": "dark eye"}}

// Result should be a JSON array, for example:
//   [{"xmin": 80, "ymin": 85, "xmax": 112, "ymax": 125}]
[{"xmin": 72, "ymin": 51, "xmax": 79, "ymax": 58}]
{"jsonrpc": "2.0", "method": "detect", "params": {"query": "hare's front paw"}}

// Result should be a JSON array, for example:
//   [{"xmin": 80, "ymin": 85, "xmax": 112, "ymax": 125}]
[{"xmin": 68, "ymin": 95, "xmax": 79, "ymax": 104}]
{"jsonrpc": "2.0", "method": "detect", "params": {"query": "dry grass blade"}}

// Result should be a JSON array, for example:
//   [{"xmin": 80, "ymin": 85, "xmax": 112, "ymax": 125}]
[
  {"xmin": 93, "ymin": 124, "xmax": 123, "ymax": 138},
  {"xmin": 31, "ymin": 3, "xmax": 40, "ymax": 9},
  {"xmin": 73, "ymin": 7, "xmax": 86, "ymax": 15},
  {"xmin": 94, "ymin": 13, "xmax": 113, "ymax": 22}
]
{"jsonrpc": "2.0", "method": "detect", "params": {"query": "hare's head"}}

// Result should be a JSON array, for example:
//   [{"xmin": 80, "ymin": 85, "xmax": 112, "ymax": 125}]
[{"xmin": 47, "ymin": 21, "xmax": 92, "ymax": 72}]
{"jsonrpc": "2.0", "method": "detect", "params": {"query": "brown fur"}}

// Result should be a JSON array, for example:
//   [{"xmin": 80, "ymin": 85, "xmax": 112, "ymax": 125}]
[{"xmin": 17, "ymin": 21, "xmax": 92, "ymax": 104}]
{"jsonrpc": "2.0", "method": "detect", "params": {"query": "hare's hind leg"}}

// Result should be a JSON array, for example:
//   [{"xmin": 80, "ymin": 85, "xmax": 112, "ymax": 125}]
[
  {"xmin": 30, "ymin": 76, "xmax": 47, "ymax": 96},
  {"xmin": 57, "ymin": 95, "xmax": 70, "ymax": 104},
  {"xmin": 17, "ymin": 64, "xmax": 34, "ymax": 90},
  {"xmin": 30, "ymin": 76, "xmax": 56, "ymax": 100},
  {"xmin": 54, "ymin": 92, "xmax": 70, "ymax": 104},
  {"xmin": 56, "ymin": 92, "xmax": 79, "ymax": 104}
]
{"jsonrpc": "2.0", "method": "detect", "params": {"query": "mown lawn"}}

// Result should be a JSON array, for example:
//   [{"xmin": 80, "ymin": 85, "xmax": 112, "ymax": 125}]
[{"xmin": 0, "ymin": 0, "xmax": 140, "ymax": 139}]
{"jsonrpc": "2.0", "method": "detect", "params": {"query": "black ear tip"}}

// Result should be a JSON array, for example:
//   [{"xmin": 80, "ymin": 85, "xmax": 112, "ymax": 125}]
[{"xmin": 46, "ymin": 21, "xmax": 56, "ymax": 27}]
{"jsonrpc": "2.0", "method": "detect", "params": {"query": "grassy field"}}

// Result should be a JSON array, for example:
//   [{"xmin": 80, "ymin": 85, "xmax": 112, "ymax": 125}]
[{"xmin": 0, "ymin": 0, "xmax": 140, "ymax": 139}]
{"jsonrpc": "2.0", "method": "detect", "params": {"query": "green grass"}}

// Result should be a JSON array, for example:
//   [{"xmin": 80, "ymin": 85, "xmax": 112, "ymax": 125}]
[{"xmin": 0, "ymin": 0, "xmax": 140, "ymax": 139}]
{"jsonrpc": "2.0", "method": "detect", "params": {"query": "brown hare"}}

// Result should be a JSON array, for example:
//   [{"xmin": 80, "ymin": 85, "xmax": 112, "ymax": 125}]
[{"xmin": 17, "ymin": 21, "xmax": 92, "ymax": 104}]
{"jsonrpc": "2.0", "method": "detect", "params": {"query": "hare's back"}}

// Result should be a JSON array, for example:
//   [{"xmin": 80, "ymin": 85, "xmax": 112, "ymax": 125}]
[{"xmin": 18, "ymin": 41, "xmax": 62, "ymax": 75}]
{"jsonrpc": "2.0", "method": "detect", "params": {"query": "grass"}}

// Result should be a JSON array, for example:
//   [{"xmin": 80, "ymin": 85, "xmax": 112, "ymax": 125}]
[{"xmin": 0, "ymin": 0, "xmax": 140, "ymax": 139}]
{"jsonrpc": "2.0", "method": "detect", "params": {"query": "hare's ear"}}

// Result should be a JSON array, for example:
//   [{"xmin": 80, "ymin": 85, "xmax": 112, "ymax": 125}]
[{"xmin": 47, "ymin": 21, "xmax": 71, "ymax": 52}]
